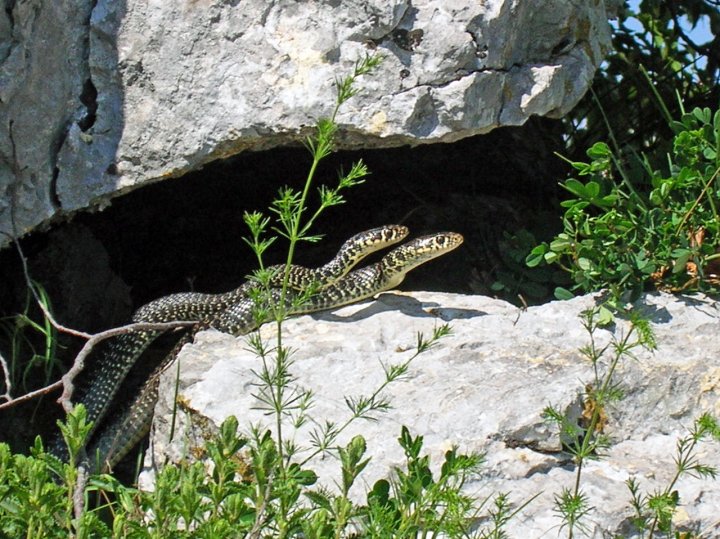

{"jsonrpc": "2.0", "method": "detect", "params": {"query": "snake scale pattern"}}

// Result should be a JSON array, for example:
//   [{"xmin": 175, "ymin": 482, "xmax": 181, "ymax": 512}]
[{"xmin": 56, "ymin": 226, "xmax": 463, "ymax": 470}]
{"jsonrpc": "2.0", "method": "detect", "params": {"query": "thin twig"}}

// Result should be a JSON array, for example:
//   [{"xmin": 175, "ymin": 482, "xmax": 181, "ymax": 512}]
[
  {"xmin": 247, "ymin": 476, "xmax": 274, "ymax": 539},
  {"xmin": 0, "ymin": 379, "xmax": 63, "ymax": 410},
  {"xmin": 74, "ymin": 462, "xmax": 89, "ymax": 521},
  {"xmin": 676, "ymin": 165, "xmax": 720, "ymax": 233},
  {"xmin": 0, "ymin": 320, "xmax": 197, "ymax": 412},
  {"xmin": 0, "ymin": 351, "xmax": 12, "ymax": 402},
  {"xmin": 2, "ymin": 230, "xmax": 92, "ymax": 339},
  {"xmin": 0, "ymin": 231, "xmax": 198, "ymax": 412}
]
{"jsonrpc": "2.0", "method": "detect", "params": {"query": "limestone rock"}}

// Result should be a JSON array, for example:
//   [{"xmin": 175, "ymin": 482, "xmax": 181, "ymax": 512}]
[
  {"xmin": 1, "ymin": 0, "xmax": 617, "ymax": 248},
  {"xmin": 142, "ymin": 291, "xmax": 720, "ymax": 537}
]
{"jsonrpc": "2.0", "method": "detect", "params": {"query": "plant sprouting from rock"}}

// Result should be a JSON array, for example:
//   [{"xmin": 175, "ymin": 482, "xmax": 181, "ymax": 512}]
[{"xmin": 543, "ymin": 307, "xmax": 655, "ymax": 538}]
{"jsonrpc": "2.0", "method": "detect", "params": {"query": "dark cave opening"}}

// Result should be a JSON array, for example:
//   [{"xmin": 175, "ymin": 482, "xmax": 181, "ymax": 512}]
[{"xmin": 84, "ymin": 117, "xmax": 567, "ymax": 306}]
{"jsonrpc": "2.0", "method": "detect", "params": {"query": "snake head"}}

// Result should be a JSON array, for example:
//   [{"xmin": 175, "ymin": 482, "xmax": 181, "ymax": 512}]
[{"xmin": 382, "ymin": 231, "xmax": 464, "ymax": 278}]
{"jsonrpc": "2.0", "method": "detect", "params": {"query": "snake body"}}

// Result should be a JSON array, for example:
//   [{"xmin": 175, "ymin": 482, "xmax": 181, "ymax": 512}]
[
  {"xmin": 58, "ymin": 227, "xmax": 463, "ymax": 470},
  {"xmin": 68, "ymin": 225, "xmax": 409, "ymax": 448}
]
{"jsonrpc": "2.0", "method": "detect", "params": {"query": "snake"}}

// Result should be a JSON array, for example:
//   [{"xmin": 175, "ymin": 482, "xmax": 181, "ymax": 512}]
[
  {"xmin": 57, "ymin": 227, "xmax": 463, "ymax": 470},
  {"xmin": 66, "ymin": 226, "xmax": 409, "ymax": 444},
  {"xmin": 49, "ymin": 225, "xmax": 407, "ymax": 462}
]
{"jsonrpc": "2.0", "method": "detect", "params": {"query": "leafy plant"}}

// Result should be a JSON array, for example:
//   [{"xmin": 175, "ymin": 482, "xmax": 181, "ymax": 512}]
[
  {"xmin": 566, "ymin": 0, "xmax": 719, "ymax": 161},
  {"xmin": 0, "ymin": 280, "xmax": 60, "ymax": 397},
  {"xmin": 1, "ymin": 409, "xmax": 502, "ymax": 538},
  {"xmin": 544, "ymin": 306, "xmax": 720, "ymax": 538},
  {"xmin": 0, "ymin": 405, "xmax": 111, "ymax": 538},
  {"xmin": 359, "ymin": 426, "xmax": 485, "ymax": 537},
  {"xmin": 489, "ymin": 229, "xmax": 570, "ymax": 305},
  {"xmin": 528, "ymin": 104, "xmax": 720, "ymax": 305},
  {"xmin": 543, "ymin": 307, "xmax": 656, "ymax": 538},
  {"xmin": 627, "ymin": 413, "xmax": 720, "ymax": 538},
  {"xmin": 238, "ymin": 53, "xmax": 383, "ymax": 483}
]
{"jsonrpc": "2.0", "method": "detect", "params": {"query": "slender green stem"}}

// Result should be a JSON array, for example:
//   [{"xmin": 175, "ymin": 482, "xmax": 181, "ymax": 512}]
[
  {"xmin": 676, "ymin": 164, "xmax": 720, "ymax": 233},
  {"xmin": 639, "ymin": 64, "xmax": 673, "ymax": 126},
  {"xmin": 590, "ymin": 89, "xmax": 646, "ymax": 208}
]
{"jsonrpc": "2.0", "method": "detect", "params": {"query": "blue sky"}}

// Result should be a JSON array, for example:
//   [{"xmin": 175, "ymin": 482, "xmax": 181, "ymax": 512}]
[
  {"xmin": 626, "ymin": 0, "xmax": 715, "ymax": 44},
  {"xmin": 621, "ymin": 0, "xmax": 714, "ymax": 71}
]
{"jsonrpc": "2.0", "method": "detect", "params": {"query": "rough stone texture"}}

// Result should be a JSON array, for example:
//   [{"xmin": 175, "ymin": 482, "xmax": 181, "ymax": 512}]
[
  {"xmin": 0, "ymin": 1, "xmax": 95, "ymax": 240},
  {"xmin": 142, "ymin": 291, "xmax": 720, "ymax": 537},
  {"xmin": 1, "ymin": 0, "xmax": 618, "ymax": 248}
]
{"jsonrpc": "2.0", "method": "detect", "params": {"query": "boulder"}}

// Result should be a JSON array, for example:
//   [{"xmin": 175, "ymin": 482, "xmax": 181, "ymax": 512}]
[
  {"xmin": 142, "ymin": 290, "xmax": 720, "ymax": 537},
  {"xmin": 1, "ymin": 0, "xmax": 619, "ymax": 248}
]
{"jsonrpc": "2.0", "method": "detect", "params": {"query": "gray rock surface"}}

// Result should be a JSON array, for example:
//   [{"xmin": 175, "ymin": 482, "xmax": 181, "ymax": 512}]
[
  {"xmin": 1, "ymin": 0, "xmax": 618, "ymax": 248},
  {"xmin": 142, "ymin": 291, "xmax": 720, "ymax": 537},
  {"xmin": 0, "ymin": 1, "xmax": 96, "ymax": 241}
]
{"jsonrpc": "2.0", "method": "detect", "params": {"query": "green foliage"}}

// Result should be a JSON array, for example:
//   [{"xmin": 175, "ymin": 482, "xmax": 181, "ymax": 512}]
[
  {"xmin": 528, "ymin": 105, "xmax": 720, "ymax": 304},
  {"xmin": 543, "ymin": 307, "xmax": 655, "ymax": 466},
  {"xmin": 627, "ymin": 413, "xmax": 720, "ymax": 538},
  {"xmin": 489, "ymin": 229, "xmax": 570, "ymax": 305},
  {"xmin": 544, "ymin": 307, "xmax": 720, "ymax": 538},
  {"xmin": 543, "ymin": 307, "xmax": 652, "ymax": 537},
  {"xmin": 0, "ymin": 407, "xmax": 110, "ymax": 538},
  {"xmin": 553, "ymin": 488, "xmax": 592, "ymax": 538},
  {"xmin": 490, "ymin": 1, "xmax": 720, "ymax": 307},
  {"xmin": 567, "ymin": 0, "xmax": 719, "ymax": 160},
  {"xmin": 0, "ymin": 411, "xmax": 503, "ymax": 538},
  {"xmin": 359, "ymin": 427, "xmax": 485, "ymax": 537},
  {"xmin": 0, "ymin": 280, "xmax": 60, "ymax": 396}
]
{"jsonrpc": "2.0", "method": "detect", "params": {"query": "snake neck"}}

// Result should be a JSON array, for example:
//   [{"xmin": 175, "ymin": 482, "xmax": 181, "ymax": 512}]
[{"xmin": 376, "ymin": 231, "xmax": 464, "ymax": 287}]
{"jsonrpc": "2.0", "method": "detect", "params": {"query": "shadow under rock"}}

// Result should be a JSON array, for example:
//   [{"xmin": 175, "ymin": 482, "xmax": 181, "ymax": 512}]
[
  {"xmin": 631, "ymin": 291, "xmax": 719, "ymax": 324},
  {"xmin": 631, "ymin": 300, "xmax": 673, "ymax": 324},
  {"xmin": 672, "ymin": 292, "xmax": 719, "ymax": 315},
  {"xmin": 310, "ymin": 292, "xmax": 487, "ymax": 324}
]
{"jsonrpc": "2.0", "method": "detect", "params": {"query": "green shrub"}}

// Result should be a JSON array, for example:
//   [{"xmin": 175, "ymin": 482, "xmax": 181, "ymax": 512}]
[{"xmin": 527, "ymin": 105, "xmax": 720, "ymax": 305}]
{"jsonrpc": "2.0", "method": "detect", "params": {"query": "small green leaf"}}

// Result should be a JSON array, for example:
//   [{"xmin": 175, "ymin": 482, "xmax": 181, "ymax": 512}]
[
  {"xmin": 544, "ymin": 251, "xmax": 560, "ymax": 264},
  {"xmin": 585, "ymin": 181, "xmax": 600, "ymax": 199},
  {"xmin": 490, "ymin": 281, "xmax": 505, "ymax": 291},
  {"xmin": 577, "ymin": 257, "xmax": 592, "ymax": 271},
  {"xmin": 596, "ymin": 305, "xmax": 615, "ymax": 326},
  {"xmin": 681, "ymin": 112, "xmax": 697, "ymax": 129},
  {"xmin": 562, "ymin": 178, "xmax": 589, "ymax": 199},
  {"xmin": 368, "ymin": 479, "xmax": 391, "ymax": 506},
  {"xmin": 290, "ymin": 466, "xmax": 318, "ymax": 486},
  {"xmin": 554, "ymin": 287, "xmax": 575, "ymax": 300},
  {"xmin": 550, "ymin": 235, "xmax": 572, "ymax": 252},
  {"xmin": 693, "ymin": 107, "xmax": 710, "ymax": 124},
  {"xmin": 305, "ymin": 490, "xmax": 332, "ymax": 510},
  {"xmin": 586, "ymin": 141, "xmax": 611, "ymax": 159},
  {"xmin": 670, "ymin": 120, "xmax": 687, "ymax": 134},
  {"xmin": 598, "ymin": 193, "xmax": 618, "ymax": 206},
  {"xmin": 525, "ymin": 245, "xmax": 547, "ymax": 267},
  {"xmin": 568, "ymin": 160, "xmax": 592, "ymax": 173},
  {"xmin": 672, "ymin": 249, "xmax": 691, "ymax": 273}
]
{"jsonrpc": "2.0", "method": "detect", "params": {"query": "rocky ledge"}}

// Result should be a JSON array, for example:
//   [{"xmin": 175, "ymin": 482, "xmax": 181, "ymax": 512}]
[
  {"xmin": 1, "ymin": 0, "xmax": 619, "ymax": 247},
  {"xmin": 142, "ymin": 291, "xmax": 720, "ymax": 537}
]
